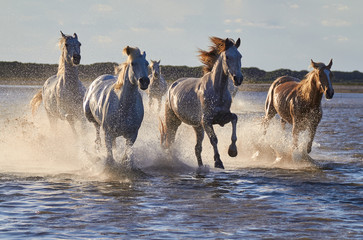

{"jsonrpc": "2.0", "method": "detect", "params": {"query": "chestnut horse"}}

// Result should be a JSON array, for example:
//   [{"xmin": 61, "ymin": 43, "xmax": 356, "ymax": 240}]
[
  {"xmin": 160, "ymin": 37, "xmax": 243, "ymax": 169},
  {"xmin": 263, "ymin": 59, "xmax": 334, "ymax": 154}
]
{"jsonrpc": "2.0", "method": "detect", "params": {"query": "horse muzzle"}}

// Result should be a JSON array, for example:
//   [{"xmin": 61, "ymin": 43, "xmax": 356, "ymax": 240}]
[
  {"xmin": 233, "ymin": 75, "xmax": 243, "ymax": 86},
  {"xmin": 139, "ymin": 77, "xmax": 150, "ymax": 90},
  {"xmin": 325, "ymin": 88, "xmax": 334, "ymax": 99},
  {"xmin": 72, "ymin": 54, "xmax": 81, "ymax": 65}
]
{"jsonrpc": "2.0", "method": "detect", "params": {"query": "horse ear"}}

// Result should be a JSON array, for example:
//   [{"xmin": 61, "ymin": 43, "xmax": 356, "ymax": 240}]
[
  {"xmin": 73, "ymin": 33, "xmax": 78, "ymax": 39},
  {"xmin": 225, "ymin": 38, "xmax": 233, "ymax": 50},
  {"xmin": 235, "ymin": 38, "xmax": 241, "ymax": 48},
  {"xmin": 327, "ymin": 59, "xmax": 333, "ymax": 69},
  {"xmin": 311, "ymin": 59, "xmax": 319, "ymax": 69},
  {"xmin": 123, "ymin": 46, "xmax": 131, "ymax": 56},
  {"xmin": 60, "ymin": 31, "xmax": 66, "ymax": 38},
  {"xmin": 143, "ymin": 51, "xmax": 146, "ymax": 58}
]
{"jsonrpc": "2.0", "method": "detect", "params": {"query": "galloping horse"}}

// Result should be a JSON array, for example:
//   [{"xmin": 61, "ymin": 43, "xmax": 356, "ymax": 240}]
[
  {"xmin": 263, "ymin": 59, "xmax": 334, "ymax": 154},
  {"xmin": 30, "ymin": 31, "xmax": 85, "ymax": 134},
  {"xmin": 147, "ymin": 60, "xmax": 168, "ymax": 112},
  {"xmin": 83, "ymin": 46, "xmax": 149, "ymax": 165},
  {"xmin": 160, "ymin": 37, "xmax": 243, "ymax": 169}
]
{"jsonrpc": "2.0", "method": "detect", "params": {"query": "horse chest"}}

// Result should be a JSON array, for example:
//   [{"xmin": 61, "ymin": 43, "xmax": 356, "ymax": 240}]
[{"xmin": 103, "ymin": 94, "xmax": 144, "ymax": 133}]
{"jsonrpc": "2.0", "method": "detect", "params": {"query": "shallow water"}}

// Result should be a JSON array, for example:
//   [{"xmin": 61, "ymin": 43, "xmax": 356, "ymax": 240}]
[{"xmin": 0, "ymin": 85, "xmax": 362, "ymax": 239}]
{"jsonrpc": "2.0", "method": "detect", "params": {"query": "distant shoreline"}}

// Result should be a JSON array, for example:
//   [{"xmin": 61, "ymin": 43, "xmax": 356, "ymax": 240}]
[
  {"xmin": 239, "ymin": 83, "xmax": 363, "ymax": 93},
  {"xmin": 1, "ymin": 79, "xmax": 362, "ymax": 93}
]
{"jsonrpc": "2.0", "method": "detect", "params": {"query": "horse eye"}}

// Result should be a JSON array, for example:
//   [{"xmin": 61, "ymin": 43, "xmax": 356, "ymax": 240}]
[
  {"xmin": 131, "ymin": 62, "xmax": 136, "ymax": 66},
  {"xmin": 65, "ymin": 43, "xmax": 69, "ymax": 47}
]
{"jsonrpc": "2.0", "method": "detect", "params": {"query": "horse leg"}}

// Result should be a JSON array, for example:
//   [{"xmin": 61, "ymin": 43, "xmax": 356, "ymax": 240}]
[
  {"xmin": 46, "ymin": 112, "xmax": 58, "ymax": 132},
  {"xmin": 94, "ymin": 122, "xmax": 101, "ymax": 150},
  {"xmin": 280, "ymin": 119, "xmax": 287, "ymax": 130},
  {"xmin": 122, "ymin": 134, "xmax": 137, "ymax": 168},
  {"xmin": 149, "ymin": 97, "xmax": 153, "ymax": 110},
  {"xmin": 263, "ymin": 110, "xmax": 276, "ymax": 135},
  {"xmin": 292, "ymin": 120, "xmax": 303, "ymax": 152},
  {"xmin": 307, "ymin": 122, "xmax": 318, "ymax": 154},
  {"xmin": 162, "ymin": 104, "xmax": 181, "ymax": 149},
  {"xmin": 104, "ymin": 131, "xmax": 115, "ymax": 164},
  {"xmin": 66, "ymin": 115, "xmax": 77, "ymax": 137},
  {"xmin": 263, "ymin": 95, "xmax": 277, "ymax": 135},
  {"xmin": 202, "ymin": 119, "xmax": 224, "ymax": 169},
  {"xmin": 193, "ymin": 126, "xmax": 204, "ymax": 167},
  {"xmin": 226, "ymin": 113, "xmax": 237, "ymax": 157},
  {"xmin": 157, "ymin": 97, "xmax": 162, "ymax": 113}
]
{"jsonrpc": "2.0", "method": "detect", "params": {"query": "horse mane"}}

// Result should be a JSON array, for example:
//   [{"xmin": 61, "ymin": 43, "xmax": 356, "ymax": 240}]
[
  {"xmin": 114, "ymin": 63, "xmax": 127, "ymax": 90},
  {"xmin": 57, "ymin": 36, "xmax": 68, "ymax": 76},
  {"xmin": 198, "ymin": 37, "xmax": 230, "ymax": 74},
  {"xmin": 298, "ymin": 62, "xmax": 327, "ymax": 101},
  {"xmin": 114, "ymin": 46, "xmax": 142, "ymax": 90}
]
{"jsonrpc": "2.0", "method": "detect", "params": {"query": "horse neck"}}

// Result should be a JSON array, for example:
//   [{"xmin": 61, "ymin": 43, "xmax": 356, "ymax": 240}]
[
  {"xmin": 151, "ymin": 74, "xmax": 164, "ymax": 85},
  {"xmin": 209, "ymin": 56, "xmax": 229, "ymax": 94},
  {"xmin": 298, "ymin": 73, "xmax": 323, "ymax": 106},
  {"xmin": 57, "ymin": 56, "xmax": 79, "ymax": 85},
  {"xmin": 115, "ymin": 65, "xmax": 139, "ymax": 99}
]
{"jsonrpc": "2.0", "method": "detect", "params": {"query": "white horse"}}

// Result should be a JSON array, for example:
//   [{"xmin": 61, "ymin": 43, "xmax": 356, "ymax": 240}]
[
  {"xmin": 83, "ymin": 46, "xmax": 150, "ymax": 165},
  {"xmin": 147, "ymin": 60, "xmax": 167, "ymax": 112},
  {"xmin": 159, "ymin": 37, "xmax": 243, "ymax": 169},
  {"xmin": 30, "ymin": 31, "xmax": 86, "ymax": 134}
]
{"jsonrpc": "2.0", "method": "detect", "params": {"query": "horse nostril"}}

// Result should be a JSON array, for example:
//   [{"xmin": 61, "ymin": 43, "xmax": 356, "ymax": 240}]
[
  {"xmin": 72, "ymin": 55, "xmax": 81, "ymax": 64},
  {"xmin": 233, "ymin": 75, "xmax": 243, "ymax": 86},
  {"xmin": 139, "ymin": 77, "xmax": 150, "ymax": 90}
]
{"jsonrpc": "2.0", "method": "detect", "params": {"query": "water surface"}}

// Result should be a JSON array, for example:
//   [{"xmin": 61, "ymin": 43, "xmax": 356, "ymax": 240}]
[{"xmin": 0, "ymin": 85, "xmax": 362, "ymax": 239}]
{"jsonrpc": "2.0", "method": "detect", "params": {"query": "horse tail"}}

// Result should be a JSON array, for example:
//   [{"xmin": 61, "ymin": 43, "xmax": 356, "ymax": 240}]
[
  {"xmin": 265, "ymin": 77, "xmax": 290, "ymax": 113},
  {"xmin": 30, "ymin": 89, "xmax": 43, "ymax": 116}
]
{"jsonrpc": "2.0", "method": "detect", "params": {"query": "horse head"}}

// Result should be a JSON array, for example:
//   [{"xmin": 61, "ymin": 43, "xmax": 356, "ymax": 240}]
[
  {"xmin": 311, "ymin": 59, "xmax": 334, "ymax": 99},
  {"xmin": 223, "ymin": 38, "xmax": 243, "ymax": 86},
  {"xmin": 150, "ymin": 60, "xmax": 161, "ymax": 79},
  {"xmin": 60, "ymin": 31, "xmax": 81, "ymax": 66},
  {"xmin": 124, "ymin": 46, "xmax": 150, "ymax": 90}
]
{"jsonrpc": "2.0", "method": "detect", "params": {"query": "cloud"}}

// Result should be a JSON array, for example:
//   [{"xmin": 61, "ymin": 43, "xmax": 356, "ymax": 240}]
[
  {"xmin": 130, "ymin": 27, "xmax": 151, "ymax": 33},
  {"xmin": 323, "ymin": 4, "xmax": 349, "ymax": 11},
  {"xmin": 225, "ymin": 28, "xmax": 242, "ymax": 33},
  {"xmin": 91, "ymin": 4, "xmax": 113, "ymax": 13},
  {"xmin": 289, "ymin": 3, "xmax": 300, "ymax": 9},
  {"xmin": 323, "ymin": 35, "xmax": 349, "ymax": 42},
  {"xmin": 230, "ymin": 18, "xmax": 285, "ymax": 29},
  {"xmin": 94, "ymin": 35, "xmax": 113, "ymax": 44},
  {"xmin": 321, "ymin": 19, "xmax": 351, "ymax": 27},
  {"xmin": 165, "ymin": 27, "xmax": 184, "ymax": 33},
  {"xmin": 337, "ymin": 36, "xmax": 349, "ymax": 42}
]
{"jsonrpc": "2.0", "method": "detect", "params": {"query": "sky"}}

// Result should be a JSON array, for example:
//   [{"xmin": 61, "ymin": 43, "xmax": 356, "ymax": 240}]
[{"xmin": 1, "ymin": 0, "xmax": 362, "ymax": 71}]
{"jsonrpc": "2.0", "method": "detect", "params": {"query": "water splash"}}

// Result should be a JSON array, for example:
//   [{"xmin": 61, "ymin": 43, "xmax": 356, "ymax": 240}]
[{"xmin": 0, "ymin": 92, "xmax": 320, "ymax": 181}]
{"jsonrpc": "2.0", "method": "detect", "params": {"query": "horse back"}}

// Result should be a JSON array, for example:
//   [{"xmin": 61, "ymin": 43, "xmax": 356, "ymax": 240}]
[{"xmin": 265, "ymin": 76, "xmax": 300, "ymax": 124}]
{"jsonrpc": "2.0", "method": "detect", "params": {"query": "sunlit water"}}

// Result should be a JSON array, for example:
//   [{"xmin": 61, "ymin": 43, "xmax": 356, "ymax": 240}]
[{"xmin": 0, "ymin": 85, "xmax": 362, "ymax": 239}]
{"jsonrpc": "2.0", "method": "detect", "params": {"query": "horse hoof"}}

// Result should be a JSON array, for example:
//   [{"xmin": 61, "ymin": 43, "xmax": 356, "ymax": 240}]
[
  {"xmin": 214, "ymin": 161, "xmax": 224, "ymax": 169},
  {"xmin": 228, "ymin": 144, "xmax": 238, "ymax": 157}
]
